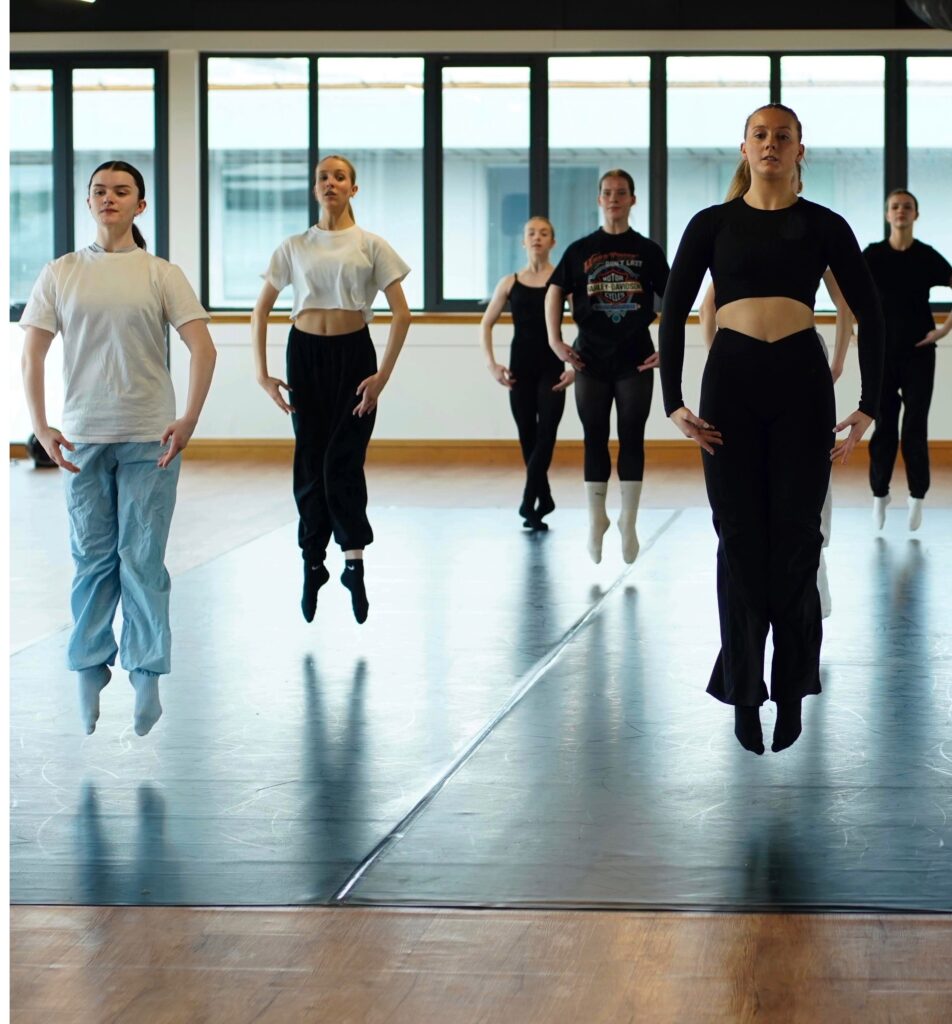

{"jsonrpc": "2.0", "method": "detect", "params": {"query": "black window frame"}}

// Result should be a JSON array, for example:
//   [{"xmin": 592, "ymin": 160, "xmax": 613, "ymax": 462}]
[
  {"xmin": 195, "ymin": 47, "xmax": 951, "ymax": 314},
  {"xmin": 9, "ymin": 50, "xmax": 169, "ymax": 322}
]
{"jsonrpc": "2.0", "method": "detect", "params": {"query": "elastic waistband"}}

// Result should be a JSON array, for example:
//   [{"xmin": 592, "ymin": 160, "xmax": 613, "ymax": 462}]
[
  {"xmin": 713, "ymin": 326, "xmax": 819, "ymax": 348},
  {"xmin": 289, "ymin": 324, "xmax": 371, "ymax": 344}
]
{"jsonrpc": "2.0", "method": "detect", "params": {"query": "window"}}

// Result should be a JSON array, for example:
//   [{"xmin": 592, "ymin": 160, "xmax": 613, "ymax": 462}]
[
  {"xmin": 10, "ymin": 69, "xmax": 54, "ymax": 312},
  {"xmin": 781, "ymin": 55, "xmax": 885, "ymax": 290},
  {"xmin": 317, "ymin": 58, "xmax": 424, "ymax": 309},
  {"xmin": 72, "ymin": 67, "xmax": 157, "ymax": 251},
  {"xmin": 907, "ymin": 57, "xmax": 952, "ymax": 303},
  {"xmin": 206, "ymin": 57, "xmax": 310, "ymax": 308},
  {"xmin": 548, "ymin": 57, "xmax": 651, "ymax": 264},
  {"xmin": 442, "ymin": 66, "xmax": 531, "ymax": 301}
]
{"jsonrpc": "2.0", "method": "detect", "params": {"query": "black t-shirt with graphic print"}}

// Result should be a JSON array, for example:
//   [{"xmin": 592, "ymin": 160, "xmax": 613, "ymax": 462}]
[
  {"xmin": 862, "ymin": 239, "xmax": 952, "ymax": 351},
  {"xmin": 548, "ymin": 228, "xmax": 669, "ymax": 359}
]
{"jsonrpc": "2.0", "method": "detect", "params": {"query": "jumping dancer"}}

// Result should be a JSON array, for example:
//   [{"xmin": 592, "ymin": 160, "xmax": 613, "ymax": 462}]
[
  {"xmin": 545, "ymin": 169, "xmax": 670, "ymax": 564},
  {"xmin": 480, "ymin": 217, "xmax": 574, "ymax": 531},
  {"xmin": 697, "ymin": 165, "xmax": 855, "ymax": 619},
  {"xmin": 20, "ymin": 160, "xmax": 216, "ymax": 736},
  {"xmin": 253, "ymin": 155, "xmax": 411, "ymax": 624},
  {"xmin": 863, "ymin": 190, "xmax": 952, "ymax": 531},
  {"xmin": 660, "ymin": 104, "xmax": 884, "ymax": 755}
]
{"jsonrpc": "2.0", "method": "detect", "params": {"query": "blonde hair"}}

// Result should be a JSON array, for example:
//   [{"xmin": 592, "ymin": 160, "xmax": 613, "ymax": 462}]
[
  {"xmin": 316, "ymin": 154, "xmax": 358, "ymax": 221},
  {"xmin": 525, "ymin": 214, "xmax": 555, "ymax": 237},
  {"xmin": 726, "ymin": 103, "xmax": 804, "ymax": 201}
]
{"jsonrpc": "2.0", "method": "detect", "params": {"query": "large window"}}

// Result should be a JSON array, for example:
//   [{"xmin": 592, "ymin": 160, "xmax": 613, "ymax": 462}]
[
  {"xmin": 442, "ymin": 66, "xmax": 530, "ymax": 301},
  {"xmin": 781, "ymin": 56, "xmax": 885, "ymax": 249},
  {"xmin": 72, "ymin": 67, "xmax": 157, "ymax": 251},
  {"xmin": 206, "ymin": 57, "xmax": 310, "ymax": 309},
  {"xmin": 317, "ymin": 58, "xmax": 424, "ymax": 309},
  {"xmin": 10, "ymin": 69, "xmax": 54, "ymax": 312},
  {"xmin": 548, "ymin": 57, "xmax": 650, "ymax": 264},
  {"xmin": 907, "ymin": 56, "xmax": 952, "ymax": 304},
  {"xmin": 667, "ymin": 56, "xmax": 770, "ymax": 307}
]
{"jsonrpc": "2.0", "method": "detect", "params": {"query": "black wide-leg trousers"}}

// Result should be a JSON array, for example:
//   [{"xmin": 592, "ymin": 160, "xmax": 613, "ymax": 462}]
[
  {"xmin": 699, "ymin": 328, "xmax": 834, "ymax": 707},
  {"xmin": 287, "ymin": 325, "xmax": 377, "ymax": 561}
]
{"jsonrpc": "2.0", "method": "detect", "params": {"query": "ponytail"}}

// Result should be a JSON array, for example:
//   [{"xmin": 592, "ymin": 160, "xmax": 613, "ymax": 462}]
[
  {"xmin": 725, "ymin": 159, "xmax": 751, "ymax": 201},
  {"xmin": 727, "ymin": 103, "xmax": 805, "ymax": 203},
  {"xmin": 131, "ymin": 224, "xmax": 147, "ymax": 250}
]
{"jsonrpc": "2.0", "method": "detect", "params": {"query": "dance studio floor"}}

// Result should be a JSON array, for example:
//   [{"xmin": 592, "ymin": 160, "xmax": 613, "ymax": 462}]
[{"xmin": 10, "ymin": 460, "xmax": 952, "ymax": 914}]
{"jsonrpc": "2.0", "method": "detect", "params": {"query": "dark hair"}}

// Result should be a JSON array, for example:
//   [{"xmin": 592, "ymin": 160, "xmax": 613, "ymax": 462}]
[
  {"xmin": 886, "ymin": 188, "xmax": 919, "ymax": 213},
  {"xmin": 598, "ymin": 168, "xmax": 636, "ymax": 196},
  {"xmin": 88, "ymin": 160, "xmax": 147, "ymax": 249},
  {"xmin": 727, "ymin": 103, "xmax": 804, "ymax": 200}
]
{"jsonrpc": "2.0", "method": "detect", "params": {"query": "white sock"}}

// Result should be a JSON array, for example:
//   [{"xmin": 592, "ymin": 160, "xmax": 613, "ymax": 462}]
[
  {"xmin": 908, "ymin": 497, "xmax": 923, "ymax": 532},
  {"xmin": 617, "ymin": 480, "xmax": 643, "ymax": 565},
  {"xmin": 585, "ymin": 482, "xmax": 610, "ymax": 564},
  {"xmin": 817, "ymin": 551, "xmax": 831, "ymax": 619},
  {"xmin": 78, "ymin": 666, "xmax": 111, "ymax": 735},
  {"xmin": 873, "ymin": 495, "xmax": 890, "ymax": 530},
  {"xmin": 130, "ymin": 671, "xmax": 163, "ymax": 736}
]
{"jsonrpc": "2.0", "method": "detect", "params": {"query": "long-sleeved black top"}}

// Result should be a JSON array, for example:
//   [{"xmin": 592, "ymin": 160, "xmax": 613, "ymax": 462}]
[{"xmin": 659, "ymin": 196, "xmax": 884, "ymax": 418}]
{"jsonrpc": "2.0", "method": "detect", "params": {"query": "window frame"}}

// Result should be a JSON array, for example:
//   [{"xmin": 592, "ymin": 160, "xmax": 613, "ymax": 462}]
[{"xmin": 9, "ymin": 51, "xmax": 169, "ymax": 318}]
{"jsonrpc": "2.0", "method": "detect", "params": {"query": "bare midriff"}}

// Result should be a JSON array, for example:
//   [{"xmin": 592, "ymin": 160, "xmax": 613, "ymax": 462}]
[
  {"xmin": 715, "ymin": 296, "xmax": 815, "ymax": 342},
  {"xmin": 294, "ymin": 308, "xmax": 366, "ymax": 337}
]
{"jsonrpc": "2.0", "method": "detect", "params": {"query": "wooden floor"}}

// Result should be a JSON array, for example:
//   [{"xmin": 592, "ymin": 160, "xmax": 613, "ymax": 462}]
[{"xmin": 10, "ymin": 447, "xmax": 952, "ymax": 1023}]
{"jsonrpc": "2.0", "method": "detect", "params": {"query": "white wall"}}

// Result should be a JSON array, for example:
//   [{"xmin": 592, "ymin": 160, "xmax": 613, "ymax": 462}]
[{"xmin": 10, "ymin": 27, "xmax": 952, "ymax": 443}]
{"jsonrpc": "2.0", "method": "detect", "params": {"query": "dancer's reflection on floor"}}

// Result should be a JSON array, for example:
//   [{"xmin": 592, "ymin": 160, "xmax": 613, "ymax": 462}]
[{"xmin": 75, "ymin": 781, "xmax": 182, "ymax": 904}]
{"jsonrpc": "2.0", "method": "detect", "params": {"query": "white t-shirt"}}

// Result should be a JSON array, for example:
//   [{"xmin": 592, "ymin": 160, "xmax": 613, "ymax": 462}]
[
  {"xmin": 20, "ymin": 246, "xmax": 209, "ymax": 443},
  {"xmin": 263, "ymin": 225, "xmax": 410, "ymax": 322}
]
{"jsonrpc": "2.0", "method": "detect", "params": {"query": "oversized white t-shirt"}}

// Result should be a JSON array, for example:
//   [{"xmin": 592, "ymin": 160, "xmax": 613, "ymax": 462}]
[
  {"xmin": 263, "ymin": 225, "xmax": 410, "ymax": 322},
  {"xmin": 20, "ymin": 246, "xmax": 209, "ymax": 443}
]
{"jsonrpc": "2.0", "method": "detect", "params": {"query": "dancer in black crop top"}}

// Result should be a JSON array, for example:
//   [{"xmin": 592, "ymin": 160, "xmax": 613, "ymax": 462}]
[
  {"xmin": 480, "ymin": 217, "xmax": 574, "ymax": 530},
  {"xmin": 863, "ymin": 189, "xmax": 952, "ymax": 532},
  {"xmin": 659, "ymin": 104, "xmax": 885, "ymax": 757},
  {"xmin": 546, "ymin": 169, "xmax": 670, "ymax": 565}
]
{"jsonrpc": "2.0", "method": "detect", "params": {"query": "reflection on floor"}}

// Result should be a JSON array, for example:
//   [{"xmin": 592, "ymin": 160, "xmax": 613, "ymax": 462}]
[{"xmin": 10, "ymin": 506, "xmax": 952, "ymax": 912}]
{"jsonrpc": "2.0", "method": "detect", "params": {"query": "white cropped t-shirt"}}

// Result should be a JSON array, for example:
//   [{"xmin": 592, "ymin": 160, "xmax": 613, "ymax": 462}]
[
  {"xmin": 20, "ymin": 246, "xmax": 209, "ymax": 443},
  {"xmin": 262, "ymin": 225, "xmax": 410, "ymax": 322}
]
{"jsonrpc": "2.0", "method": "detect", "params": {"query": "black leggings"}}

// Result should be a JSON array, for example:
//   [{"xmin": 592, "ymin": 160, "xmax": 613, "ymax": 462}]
[
  {"xmin": 868, "ymin": 344, "xmax": 936, "ymax": 500},
  {"xmin": 286, "ymin": 325, "xmax": 377, "ymax": 560},
  {"xmin": 699, "ymin": 328, "xmax": 834, "ymax": 707},
  {"xmin": 509, "ymin": 368, "xmax": 565, "ymax": 505},
  {"xmin": 574, "ymin": 370, "xmax": 653, "ymax": 481}
]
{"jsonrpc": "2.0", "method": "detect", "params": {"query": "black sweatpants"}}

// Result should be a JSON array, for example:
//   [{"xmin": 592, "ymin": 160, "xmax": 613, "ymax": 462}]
[
  {"xmin": 868, "ymin": 343, "xmax": 936, "ymax": 500},
  {"xmin": 508, "ymin": 365, "xmax": 565, "ymax": 506},
  {"xmin": 699, "ymin": 328, "xmax": 834, "ymax": 707},
  {"xmin": 286, "ymin": 325, "xmax": 377, "ymax": 561}
]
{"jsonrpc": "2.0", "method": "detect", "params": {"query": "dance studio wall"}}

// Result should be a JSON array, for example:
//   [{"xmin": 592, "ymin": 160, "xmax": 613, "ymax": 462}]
[{"xmin": 9, "ymin": 29, "xmax": 952, "ymax": 443}]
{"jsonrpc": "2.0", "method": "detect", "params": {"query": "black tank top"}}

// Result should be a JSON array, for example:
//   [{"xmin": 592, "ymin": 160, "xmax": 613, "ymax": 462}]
[{"xmin": 508, "ymin": 275, "xmax": 562, "ymax": 377}]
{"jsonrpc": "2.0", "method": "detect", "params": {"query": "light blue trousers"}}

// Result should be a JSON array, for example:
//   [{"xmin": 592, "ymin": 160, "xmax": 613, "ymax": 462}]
[{"xmin": 63, "ymin": 442, "xmax": 180, "ymax": 676}]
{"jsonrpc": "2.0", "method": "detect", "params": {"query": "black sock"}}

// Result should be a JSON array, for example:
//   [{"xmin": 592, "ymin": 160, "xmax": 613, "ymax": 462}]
[
  {"xmin": 341, "ymin": 559, "xmax": 369, "ymax": 624},
  {"xmin": 734, "ymin": 705, "xmax": 764, "ymax": 755},
  {"xmin": 772, "ymin": 700, "xmax": 803, "ymax": 753},
  {"xmin": 302, "ymin": 561, "xmax": 330, "ymax": 623}
]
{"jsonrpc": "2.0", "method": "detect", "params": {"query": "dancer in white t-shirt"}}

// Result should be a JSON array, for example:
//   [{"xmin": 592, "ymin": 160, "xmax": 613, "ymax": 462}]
[
  {"xmin": 252, "ymin": 155, "xmax": 412, "ymax": 624},
  {"xmin": 21, "ymin": 161, "xmax": 217, "ymax": 736}
]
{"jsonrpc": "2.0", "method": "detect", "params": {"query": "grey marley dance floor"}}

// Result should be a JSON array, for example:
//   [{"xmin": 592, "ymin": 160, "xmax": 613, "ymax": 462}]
[{"xmin": 10, "ymin": 506, "xmax": 952, "ymax": 911}]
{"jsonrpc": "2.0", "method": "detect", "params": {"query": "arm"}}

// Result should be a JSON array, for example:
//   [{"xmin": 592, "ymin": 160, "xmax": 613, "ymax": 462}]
[
  {"xmin": 698, "ymin": 283, "xmax": 717, "ymax": 352},
  {"xmin": 917, "ymin": 272, "xmax": 952, "ymax": 346},
  {"xmin": 825, "ymin": 218, "xmax": 885, "ymax": 463},
  {"xmin": 353, "ymin": 279, "xmax": 412, "ymax": 417},
  {"xmin": 480, "ymin": 275, "xmax": 516, "ymax": 388},
  {"xmin": 545, "ymin": 284, "xmax": 583, "ymax": 371},
  {"xmin": 659, "ymin": 210, "xmax": 723, "ymax": 453},
  {"xmin": 158, "ymin": 319, "xmax": 218, "ymax": 468},
  {"xmin": 823, "ymin": 269, "xmax": 854, "ymax": 383},
  {"xmin": 252, "ymin": 282, "xmax": 293, "ymax": 414},
  {"xmin": 21, "ymin": 326, "xmax": 80, "ymax": 473}
]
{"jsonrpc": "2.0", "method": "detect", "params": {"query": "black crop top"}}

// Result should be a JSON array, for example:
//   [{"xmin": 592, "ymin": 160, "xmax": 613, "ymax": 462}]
[{"xmin": 659, "ymin": 196, "xmax": 884, "ymax": 418}]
